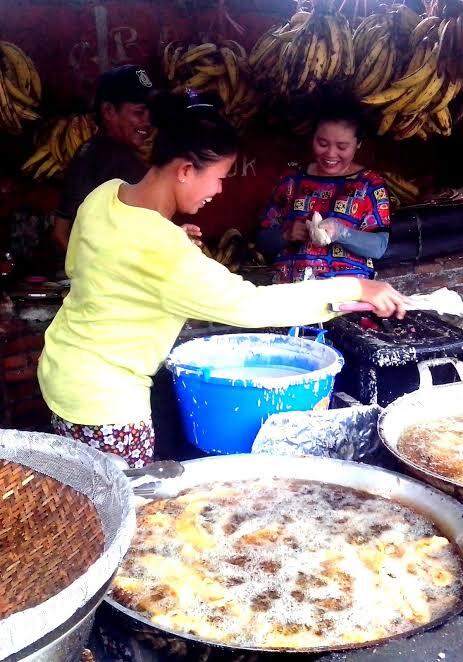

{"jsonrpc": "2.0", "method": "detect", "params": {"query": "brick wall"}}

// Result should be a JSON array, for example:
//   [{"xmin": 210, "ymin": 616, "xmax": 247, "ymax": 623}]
[{"xmin": 0, "ymin": 320, "xmax": 49, "ymax": 431}]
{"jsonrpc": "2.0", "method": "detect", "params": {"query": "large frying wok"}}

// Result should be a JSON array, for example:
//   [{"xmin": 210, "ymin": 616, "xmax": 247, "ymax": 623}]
[
  {"xmin": 378, "ymin": 361, "xmax": 463, "ymax": 501},
  {"xmin": 104, "ymin": 454, "xmax": 463, "ymax": 660}
]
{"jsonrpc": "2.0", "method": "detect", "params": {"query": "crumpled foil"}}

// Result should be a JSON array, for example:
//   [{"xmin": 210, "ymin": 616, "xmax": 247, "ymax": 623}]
[
  {"xmin": 0, "ymin": 429, "xmax": 136, "ymax": 660},
  {"xmin": 251, "ymin": 405, "xmax": 382, "ymax": 461}
]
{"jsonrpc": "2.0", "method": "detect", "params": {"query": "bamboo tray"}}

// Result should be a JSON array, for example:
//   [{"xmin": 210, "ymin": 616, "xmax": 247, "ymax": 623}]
[{"xmin": 0, "ymin": 460, "xmax": 104, "ymax": 619}]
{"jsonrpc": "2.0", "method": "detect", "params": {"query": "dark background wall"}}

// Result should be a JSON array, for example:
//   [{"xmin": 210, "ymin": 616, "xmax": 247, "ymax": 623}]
[{"xmin": 1, "ymin": 0, "xmax": 463, "ymax": 241}]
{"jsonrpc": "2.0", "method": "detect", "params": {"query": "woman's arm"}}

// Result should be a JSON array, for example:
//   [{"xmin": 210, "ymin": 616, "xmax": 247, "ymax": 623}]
[
  {"xmin": 159, "ymin": 230, "xmax": 407, "ymax": 326},
  {"xmin": 312, "ymin": 220, "xmax": 389, "ymax": 258}
]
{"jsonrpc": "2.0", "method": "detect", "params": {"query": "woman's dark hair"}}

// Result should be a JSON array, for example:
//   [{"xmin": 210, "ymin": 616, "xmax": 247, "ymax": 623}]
[
  {"xmin": 312, "ymin": 89, "xmax": 369, "ymax": 142},
  {"xmin": 149, "ymin": 90, "xmax": 239, "ymax": 169}
]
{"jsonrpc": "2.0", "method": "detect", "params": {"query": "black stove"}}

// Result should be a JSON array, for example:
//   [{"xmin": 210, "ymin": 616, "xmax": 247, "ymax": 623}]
[{"xmin": 327, "ymin": 311, "xmax": 463, "ymax": 406}]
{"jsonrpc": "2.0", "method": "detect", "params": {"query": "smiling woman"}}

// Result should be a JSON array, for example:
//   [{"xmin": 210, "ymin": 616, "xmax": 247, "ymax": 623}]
[
  {"xmin": 258, "ymin": 98, "xmax": 391, "ymax": 282},
  {"xmin": 38, "ymin": 91, "xmax": 408, "ymax": 467}
]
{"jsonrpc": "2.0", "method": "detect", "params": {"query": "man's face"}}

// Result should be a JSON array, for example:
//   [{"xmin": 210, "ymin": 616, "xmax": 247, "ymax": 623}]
[{"xmin": 103, "ymin": 101, "xmax": 151, "ymax": 149}]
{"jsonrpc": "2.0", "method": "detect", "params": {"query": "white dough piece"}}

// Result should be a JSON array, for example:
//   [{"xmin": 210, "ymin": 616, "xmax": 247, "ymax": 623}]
[{"xmin": 307, "ymin": 211, "xmax": 331, "ymax": 247}]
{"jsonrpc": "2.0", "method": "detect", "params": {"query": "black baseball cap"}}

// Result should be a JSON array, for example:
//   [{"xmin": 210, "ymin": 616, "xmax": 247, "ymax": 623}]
[{"xmin": 94, "ymin": 65, "xmax": 154, "ymax": 109}]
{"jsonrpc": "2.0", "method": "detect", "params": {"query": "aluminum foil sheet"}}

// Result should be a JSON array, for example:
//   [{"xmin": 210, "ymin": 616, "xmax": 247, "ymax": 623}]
[
  {"xmin": 251, "ymin": 405, "xmax": 382, "ymax": 461},
  {"xmin": 0, "ymin": 429, "xmax": 136, "ymax": 660}
]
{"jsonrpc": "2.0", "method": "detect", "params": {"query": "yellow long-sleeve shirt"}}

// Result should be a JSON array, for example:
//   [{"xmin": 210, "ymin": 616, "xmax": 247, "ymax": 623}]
[{"xmin": 38, "ymin": 180, "xmax": 362, "ymax": 425}]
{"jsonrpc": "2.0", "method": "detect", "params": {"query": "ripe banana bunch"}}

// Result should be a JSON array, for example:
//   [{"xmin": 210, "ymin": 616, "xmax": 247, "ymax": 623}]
[
  {"xmin": 163, "ymin": 40, "xmax": 259, "ymax": 132},
  {"xmin": 435, "ymin": 12, "xmax": 463, "ymax": 82},
  {"xmin": 22, "ymin": 114, "xmax": 96, "ymax": 180},
  {"xmin": 362, "ymin": 31, "xmax": 459, "ymax": 140},
  {"xmin": 250, "ymin": 9, "xmax": 354, "ymax": 98},
  {"xmin": 0, "ymin": 41, "xmax": 41, "ymax": 134},
  {"xmin": 353, "ymin": 6, "xmax": 419, "ymax": 99},
  {"xmin": 383, "ymin": 172, "xmax": 420, "ymax": 205},
  {"xmin": 202, "ymin": 228, "xmax": 266, "ymax": 273}
]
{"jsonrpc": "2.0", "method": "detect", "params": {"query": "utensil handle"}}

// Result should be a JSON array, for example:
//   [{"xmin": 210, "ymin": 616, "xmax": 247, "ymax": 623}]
[
  {"xmin": 124, "ymin": 460, "xmax": 184, "ymax": 479},
  {"xmin": 330, "ymin": 302, "xmax": 375, "ymax": 312},
  {"xmin": 417, "ymin": 357, "xmax": 463, "ymax": 390}
]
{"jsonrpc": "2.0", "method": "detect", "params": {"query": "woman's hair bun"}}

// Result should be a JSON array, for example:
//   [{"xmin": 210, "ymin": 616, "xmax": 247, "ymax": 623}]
[{"xmin": 150, "ymin": 90, "xmax": 223, "ymax": 129}]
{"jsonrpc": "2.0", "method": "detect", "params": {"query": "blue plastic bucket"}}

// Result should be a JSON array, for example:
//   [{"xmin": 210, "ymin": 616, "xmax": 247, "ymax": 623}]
[{"xmin": 166, "ymin": 333, "xmax": 344, "ymax": 455}]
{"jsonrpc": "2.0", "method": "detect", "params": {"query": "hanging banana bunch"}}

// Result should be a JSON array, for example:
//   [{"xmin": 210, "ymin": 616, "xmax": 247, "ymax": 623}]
[
  {"xmin": 249, "ymin": 7, "xmax": 354, "ymax": 98},
  {"xmin": 353, "ymin": 5, "xmax": 419, "ymax": 100},
  {"xmin": 0, "ymin": 41, "xmax": 41, "ymax": 134},
  {"xmin": 435, "ymin": 8, "xmax": 463, "ymax": 82},
  {"xmin": 163, "ymin": 39, "xmax": 259, "ymax": 132},
  {"xmin": 383, "ymin": 172, "xmax": 420, "ymax": 205},
  {"xmin": 360, "ymin": 6, "xmax": 463, "ymax": 140},
  {"xmin": 202, "ymin": 228, "xmax": 266, "ymax": 273},
  {"xmin": 22, "ymin": 114, "xmax": 96, "ymax": 180}
]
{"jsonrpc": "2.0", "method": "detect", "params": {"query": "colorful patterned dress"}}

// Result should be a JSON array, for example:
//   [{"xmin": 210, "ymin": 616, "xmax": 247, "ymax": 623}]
[{"xmin": 261, "ymin": 166, "xmax": 391, "ymax": 282}]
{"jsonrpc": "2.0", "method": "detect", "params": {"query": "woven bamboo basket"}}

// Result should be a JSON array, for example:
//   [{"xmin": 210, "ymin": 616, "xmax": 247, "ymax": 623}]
[{"xmin": 0, "ymin": 459, "xmax": 104, "ymax": 619}]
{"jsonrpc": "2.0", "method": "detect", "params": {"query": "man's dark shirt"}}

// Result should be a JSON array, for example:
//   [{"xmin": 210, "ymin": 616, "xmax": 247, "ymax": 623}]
[{"xmin": 57, "ymin": 134, "xmax": 149, "ymax": 221}]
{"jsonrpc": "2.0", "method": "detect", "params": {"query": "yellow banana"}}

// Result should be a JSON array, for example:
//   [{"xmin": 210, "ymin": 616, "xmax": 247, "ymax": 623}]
[
  {"xmin": 377, "ymin": 111, "xmax": 397, "ymax": 136},
  {"xmin": 227, "ymin": 80, "xmax": 247, "ymax": 111},
  {"xmin": 297, "ymin": 30, "xmax": 319, "ymax": 89},
  {"xmin": 424, "ymin": 115, "xmax": 442, "ymax": 135},
  {"xmin": 338, "ymin": 16, "xmax": 355, "ymax": 76},
  {"xmin": 3, "ymin": 75, "xmax": 37, "ymax": 107},
  {"xmin": 195, "ymin": 63, "xmax": 226, "ymax": 77},
  {"xmin": 0, "ymin": 69, "xmax": 20, "ymax": 130},
  {"xmin": 277, "ymin": 41, "xmax": 291, "ymax": 77},
  {"xmin": 384, "ymin": 84, "xmax": 425, "ymax": 114},
  {"xmin": 354, "ymin": 36, "xmax": 388, "ymax": 94},
  {"xmin": 63, "ymin": 120, "xmax": 76, "ymax": 160},
  {"xmin": 221, "ymin": 40, "xmax": 246, "ymax": 59},
  {"xmin": 12, "ymin": 102, "xmax": 40, "ymax": 121},
  {"xmin": 25, "ymin": 55, "xmax": 41, "ymax": 100},
  {"xmin": 49, "ymin": 118, "xmax": 67, "ymax": 165},
  {"xmin": 180, "ymin": 43, "xmax": 217, "ymax": 66},
  {"xmin": 410, "ymin": 16, "xmax": 441, "ymax": 48},
  {"xmin": 324, "ymin": 15, "xmax": 342, "ymax": 80},
  {"xmin": 21, "ymin": 143, "xmax": 50, "ymax": 171},
  {"xmin": 403, "ymin": 42, "xmax": 431, "ymax": 77},
  {"xmin": 429, "ymin": 78, "xmax": 460, "ymax": 113},
  {"xmin": 393, "ymin": 116, "xmax": 424, "ymax": 140},
  {"xmin": 383, "ymin": 172, "xmax": 419, "ymax": 197},
  {"xmin": 249, "ymin": 32, "xmax": 277, "ymax": 68},
  {"xmin": 68, "ymin": 117, "xmax": 82, "ymax": 153},
  {"xmin": 353, "ymin": 15, "xmax": 386, "ymax": 59},
  {"xmin": 33, "ymin": 156, "xmax": 57, "ymax": 180},
  {"xmin": 220, "ymin": 47, "xmax": 239, "ymax": 91},
  {"xmin": 46, "ymin": 163, "xmax": 63, "ymax": 179},
  {"xmin": 395, "ymin": 5, "xmax": 420, "ymax": 33},
  {"xmin": 393, "ymin": 45, "xmax": 437, "ymax": 89},
  {"xmin": 434, "ymin": 107, "xmax": 452, "ymax": 134},
  {"xmin": 311, "ymin": 38, "xmax": 328, "ymax": 81},
  {"xmin": 184, "ymin": 71, "xmax": 212, "ymax": 89},
  {"xmin": 402, "ymin": 71, "xmax": 444, "ymax": 114},
  {"xmin": 168, "ymin": 46, "xmax": 184, "ymax": 80},
  {"xmin": 0, "ymin": 41, "xmax": 31, "ymax": 95},
  {"xmin": 163, "ymin": 42, "xmax": 176, "ymax": 76},
  {"xmin": 362, "ymin": 84, "xmax": 405, "ymax": 106},
  {"xmin": 217, "ymin": 76, "xmax": 231, "ymax": 106}
]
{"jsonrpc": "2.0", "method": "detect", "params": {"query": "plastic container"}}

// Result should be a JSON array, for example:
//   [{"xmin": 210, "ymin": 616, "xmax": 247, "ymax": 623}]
[{"xmin": 166, "ymin": 333, "xmax": 344, "ymax": 454}]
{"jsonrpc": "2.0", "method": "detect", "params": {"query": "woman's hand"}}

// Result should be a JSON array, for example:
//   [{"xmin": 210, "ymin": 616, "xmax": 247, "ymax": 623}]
[
  {"xmin": 181, "ymin": 224, "xmax": 203, "ymax": 247},
  {"xmin": 317, "ymin": 217, "xmax": 349, "ymax": 241},
  {"xmin": 283, "ymin": 219, "xmax": 309, "ymax": 243},
  {"xmin": 359, "ymin": 280, "xmax": 409, "ymax": 319}
]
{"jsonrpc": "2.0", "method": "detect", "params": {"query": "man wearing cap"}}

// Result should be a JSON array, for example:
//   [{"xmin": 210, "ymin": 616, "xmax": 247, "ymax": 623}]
[{"xmin": 52, "ymin": 64, "xmax": 153, "ymax": 253}]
